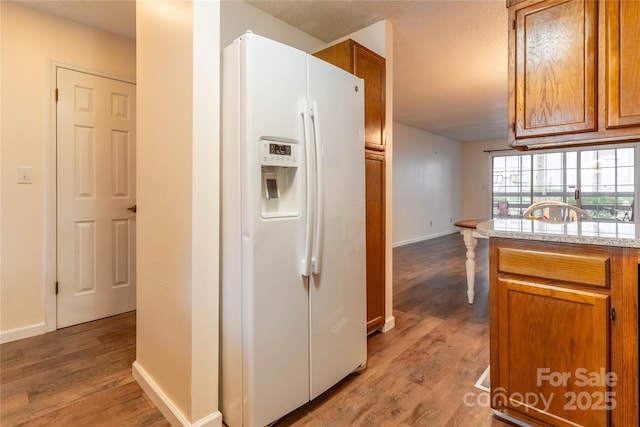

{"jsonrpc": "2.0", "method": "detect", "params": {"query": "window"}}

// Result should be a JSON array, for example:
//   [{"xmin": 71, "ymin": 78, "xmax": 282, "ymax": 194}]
[{"xmin": 491, "ymin": 146, "xmax": 636, "ymax": 221}]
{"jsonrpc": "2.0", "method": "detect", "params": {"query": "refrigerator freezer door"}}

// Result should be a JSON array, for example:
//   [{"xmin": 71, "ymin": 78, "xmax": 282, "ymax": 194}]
[
  {"xmin": 243, "ymin": 33, "xmax": 310, "ymax": 427},
  {"xmin": 307, "ymin": 55, "xmax": 367, "ymax": 400},
  {"xmin": 221, "ymin": 33, "xmax": 310, "ymax": 427}
]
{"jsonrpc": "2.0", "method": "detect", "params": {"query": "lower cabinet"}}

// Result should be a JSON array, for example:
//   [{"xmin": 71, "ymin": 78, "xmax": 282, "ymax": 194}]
[
  {"xmin": 489, "ymin": 239, "xmax": 639, "ymax": 427},
  {"xmin": 365, "ymin": 150, "xmax": 385, "ymax": 333}
]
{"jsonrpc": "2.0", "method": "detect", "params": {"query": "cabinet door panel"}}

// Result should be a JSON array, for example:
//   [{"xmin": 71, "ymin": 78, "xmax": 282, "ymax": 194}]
[
  {"xmin": 365, "ymin": 151, "xmax": 385, "ymax": 332},
  {"xmin": 606, "ymin": 0, "xmax": 640, "ymax": 129},
  {"xmin": 497, "ymin": 278, "xmax": 610, "ymax": 427},
  {"xmin": 514, "ymin": 0, "xmax": 597, "ymax": 139}
]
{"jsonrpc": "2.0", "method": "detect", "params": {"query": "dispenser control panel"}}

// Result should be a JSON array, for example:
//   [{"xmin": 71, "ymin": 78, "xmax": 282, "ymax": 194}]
[{"xmin": 260, "ymin": 139, "xmax": 299, "ymax": 167}]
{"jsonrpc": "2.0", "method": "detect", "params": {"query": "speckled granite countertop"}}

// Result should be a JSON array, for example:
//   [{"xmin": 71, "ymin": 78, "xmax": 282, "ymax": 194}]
[{"xmin": 477, "ymin": 219, "xmax": 640, "ymax": 248}]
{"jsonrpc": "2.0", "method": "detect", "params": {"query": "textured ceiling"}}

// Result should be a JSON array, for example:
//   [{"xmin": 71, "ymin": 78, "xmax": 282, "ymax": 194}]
[
  {"xmin": 247, "ymin": 0, "xmax": 509, "ymax": 142},
  {"xmin": 16, "ymin": 0, "xmax": 136, "ymax": 39},
  {"xmin": 14, "ymin": 0, "xmax": 509, "ymax": 142}
]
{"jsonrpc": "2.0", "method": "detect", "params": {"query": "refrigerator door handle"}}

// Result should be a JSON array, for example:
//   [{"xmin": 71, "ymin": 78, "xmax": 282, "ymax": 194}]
[
  {"xmin": 310, "ymin": 101, "xmax": 324, "ymax": 275},
  {"xmin": 301, "ymin": 99, "xmax": 314, "ymax": 277}
]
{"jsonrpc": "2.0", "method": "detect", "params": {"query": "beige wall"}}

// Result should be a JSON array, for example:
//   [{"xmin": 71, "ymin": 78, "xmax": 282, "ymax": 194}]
[
  {"xmin": 133, "ymin": 1, "xmax": 221, "ymax": 426},
  {"xmin": 460, "ymin": 138, "xmax": 511, "ymax": 219},
  {"xmin": 0, "ymin": 1, "xmax": 135, "ymax": 342},
  {"xmin": 392, "ymin": 123, "xmax": 462, "ymax": 246}
]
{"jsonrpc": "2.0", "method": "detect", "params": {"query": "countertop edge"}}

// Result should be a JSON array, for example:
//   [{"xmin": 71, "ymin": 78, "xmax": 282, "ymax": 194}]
[{"xmin": 476, "ymin": 220, "xmax": 640, "ymax": 249}]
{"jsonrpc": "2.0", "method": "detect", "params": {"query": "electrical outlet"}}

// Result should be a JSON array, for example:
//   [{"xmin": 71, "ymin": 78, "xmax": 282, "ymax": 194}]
[{"xmin": 17, "ymin": 166, "xmax": 32, "ymax": 184}]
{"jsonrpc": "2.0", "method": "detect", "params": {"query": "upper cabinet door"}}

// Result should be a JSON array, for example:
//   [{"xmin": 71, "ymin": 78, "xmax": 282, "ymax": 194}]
[
  {"xmin": 606, "ymin": 0, "xmax": 640, "ymax": 129},
  {"xmin": 512, "ymin": 0, "xmax": 597, "ymax": 139}
]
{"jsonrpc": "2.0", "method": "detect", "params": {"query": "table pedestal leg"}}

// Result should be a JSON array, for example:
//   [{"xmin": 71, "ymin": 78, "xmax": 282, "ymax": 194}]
[{"xmin": 461, "ymin": 229, "xmax": 478, "ymax": 304}]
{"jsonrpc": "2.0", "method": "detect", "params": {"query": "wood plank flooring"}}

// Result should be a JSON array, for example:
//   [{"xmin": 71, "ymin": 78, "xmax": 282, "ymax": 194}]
[
  {"xmin": 1, "ymin": 232, "xmax": 509, "ymax": 426},
  {"xmin": 0, "ymin": 311, "xmax": 169, "ymax": 427}
]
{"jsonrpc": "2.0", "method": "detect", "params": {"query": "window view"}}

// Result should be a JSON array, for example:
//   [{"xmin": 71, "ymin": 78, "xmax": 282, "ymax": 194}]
[{"xmin": 492, "ymin": 146, "xmax": 635, "ymax": 222}]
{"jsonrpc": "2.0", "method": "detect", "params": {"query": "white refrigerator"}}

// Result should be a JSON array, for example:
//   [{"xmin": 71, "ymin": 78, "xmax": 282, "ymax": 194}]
[{"xmin": 221, "ymin": 32, "xmax": 367, "ymax": 427}]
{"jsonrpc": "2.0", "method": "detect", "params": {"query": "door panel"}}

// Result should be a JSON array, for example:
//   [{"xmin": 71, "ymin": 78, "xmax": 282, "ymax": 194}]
[
  {"xmin": 57, "ymin": 67, "xmax": 136, "ymax": 328},
  {"xmin": 514, "ymin": 0, "xmax": 597, "ymax": 138},
  {"xmin": 497, "ymin": 278, "xmax": 610, "ymax": 427}
]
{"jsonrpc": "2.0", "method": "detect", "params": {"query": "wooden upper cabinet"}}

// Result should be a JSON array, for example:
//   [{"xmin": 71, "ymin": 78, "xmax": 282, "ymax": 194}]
[
  {"xmin": 314, "ymin": 40, "xmax": 386, "ymax": 151},
  {"xmin": 508, "ymin": 0, "xmax": 640, "ymax": 150},
  {"xmin": 606, "ymin": 0, "xmax": 640, "ymax": 129},
  {"xmin": 511, "ymin": 0, "xmax": 598, "ymax": 140}
]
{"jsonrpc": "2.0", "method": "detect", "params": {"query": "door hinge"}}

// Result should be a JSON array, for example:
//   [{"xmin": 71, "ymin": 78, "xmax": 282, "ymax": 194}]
[
  {"xmin": 575, "ymin": 189, "xmax": 580, "ymax": 200},
  {"xmin": 512, "ymin": 19, "xmax": 516, "ymax": 30},
  {"xmin": 55, "ymin": 281, "xmax": 59, "ymax": 295},
  {"xmin": 609, "ymin": 307, "xmax": 616, "ymax": 320},
  {"xmin": 55, "ymin": 88, "xmax": 59, "ymax": 102},
  {"xmin": 512, "ymin": 122, "xmax": 516, "ymax": 133}
]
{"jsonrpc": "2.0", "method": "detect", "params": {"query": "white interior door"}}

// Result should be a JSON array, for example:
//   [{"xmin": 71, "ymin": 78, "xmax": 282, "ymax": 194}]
[{"xmin": 56, "ymin": 67, "xmax": 136, "ymax": 328}]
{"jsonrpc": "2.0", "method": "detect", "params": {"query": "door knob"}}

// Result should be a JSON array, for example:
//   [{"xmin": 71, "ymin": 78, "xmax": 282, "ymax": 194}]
[{"xmin": 127, "ymin": 205, "xmax": 137, "ymax": 213}]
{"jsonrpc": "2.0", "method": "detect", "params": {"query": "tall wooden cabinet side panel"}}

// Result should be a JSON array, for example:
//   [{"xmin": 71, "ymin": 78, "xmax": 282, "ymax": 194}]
[
  {"xmin": 605, "ymin": 0, "xmax": 640, "ymax": 129},
  {"xmin": 365, "ymin": 151, "xmax": 385, "ymax": 332}
]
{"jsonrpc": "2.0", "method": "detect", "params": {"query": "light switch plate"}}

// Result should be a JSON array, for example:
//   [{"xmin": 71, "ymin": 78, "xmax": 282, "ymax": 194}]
[{"xmin": 17, "ymin": 166, "xmax": 32, "ymax": 184}]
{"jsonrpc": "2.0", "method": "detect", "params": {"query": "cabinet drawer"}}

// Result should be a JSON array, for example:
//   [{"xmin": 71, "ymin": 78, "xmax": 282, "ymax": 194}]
[{"xmin": 498, "ymin": 247, "xmax": 610, "ymax": 287}]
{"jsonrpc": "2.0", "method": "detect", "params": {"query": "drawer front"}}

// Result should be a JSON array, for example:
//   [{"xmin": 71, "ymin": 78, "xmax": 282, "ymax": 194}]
[{"xmin": 498, "ymin": 247, "xmax": 610, "ymax": 288}]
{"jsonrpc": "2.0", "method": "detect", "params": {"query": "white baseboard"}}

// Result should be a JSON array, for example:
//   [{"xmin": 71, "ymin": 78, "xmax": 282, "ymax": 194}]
[
  {"xmin": 192, "ymin": 411, "xmax": 223, "ymax": 427},
  {"xmin": 132, "ymin": 361, "xmax": 223, "ymax": 427},
  {"xmin": 392, "ymin": 229, "xmax": 459, "ymax": 248},
  {"xmin": 0, "ymin": 322, "xmax": 46, "ymax": 344},
  {"xmin": 381, "ymin": 315, "xmax": 395, "ymax": 333}
]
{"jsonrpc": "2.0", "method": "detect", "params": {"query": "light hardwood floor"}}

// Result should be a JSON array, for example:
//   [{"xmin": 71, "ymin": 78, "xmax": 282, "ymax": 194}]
[
  {"xmin": 1, "ymin": 233, "xmax": 510, "ymax": 426},
  {"xmin": 0, "ymin": 311, "xmax": 168, "ymax": 427}
]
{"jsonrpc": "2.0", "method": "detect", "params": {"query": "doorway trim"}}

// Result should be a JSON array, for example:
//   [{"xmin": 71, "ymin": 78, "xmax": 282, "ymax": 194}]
[{"xmin": 45, "ymin": 60, "xmax": 136, "ymax": 332}]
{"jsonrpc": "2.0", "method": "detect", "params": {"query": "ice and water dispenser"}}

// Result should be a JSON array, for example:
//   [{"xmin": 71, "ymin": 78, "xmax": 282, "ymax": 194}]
[{"xmin": 260, "ymin": 137, "xmax": 300, "ymax": 218}]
